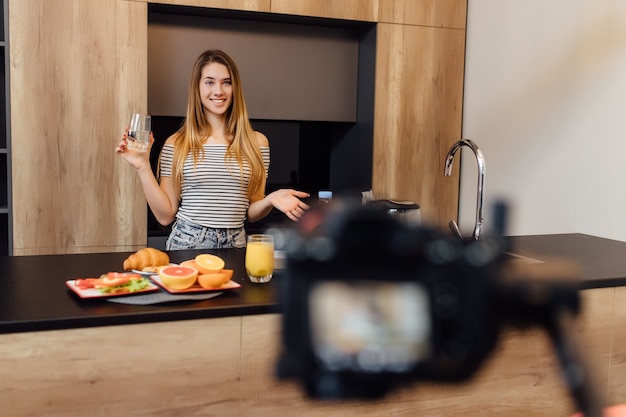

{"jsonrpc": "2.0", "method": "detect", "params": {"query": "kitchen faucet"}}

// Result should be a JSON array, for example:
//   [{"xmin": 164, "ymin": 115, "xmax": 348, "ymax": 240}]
[{"xmin": 444, "ymin": 139, "xmax": 485, "ymax": 240}]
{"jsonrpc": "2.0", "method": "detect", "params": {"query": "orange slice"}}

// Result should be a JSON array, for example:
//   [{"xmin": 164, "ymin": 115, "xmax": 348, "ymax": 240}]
[
  {"xmin": 180, "ymin": 259, "xmax": 200, "ymax": 270},
  {"xmin": 198, "ymin": 269, "xmax": 234, "ymax": 289},
  {"xmin": 158, "ymin": 265, "xmax": 198, "ymax": 290},
  {"xmin": 195, "ymin": 254, "xmax": 225, "ymax": 274}
]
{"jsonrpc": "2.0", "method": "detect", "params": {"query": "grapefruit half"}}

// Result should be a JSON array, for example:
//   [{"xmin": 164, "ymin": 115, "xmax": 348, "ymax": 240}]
[{"xmin": 158, "ymin": 265, "xmax": 198, "ymax": 290}]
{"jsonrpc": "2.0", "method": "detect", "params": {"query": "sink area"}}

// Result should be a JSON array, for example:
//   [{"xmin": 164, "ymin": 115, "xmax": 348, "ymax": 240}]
[
  {"xmin": 503, "ymin": 252, "xmax": 545, "ymax": 264},
  {"xmin": 444, "ymin": 139, "xmax": 486, "ymax": 240}
]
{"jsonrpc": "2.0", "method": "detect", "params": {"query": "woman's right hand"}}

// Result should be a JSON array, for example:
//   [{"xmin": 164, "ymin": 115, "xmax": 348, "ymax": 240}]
[{"xmin": 115, "ymin": 126, "xmax": 154, "ymax": 170}]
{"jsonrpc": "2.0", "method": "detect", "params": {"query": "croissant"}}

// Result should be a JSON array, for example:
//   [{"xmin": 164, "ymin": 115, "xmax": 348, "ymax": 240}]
[{"xmin": 123, "ymin": 247, "xmax": 170, "ymax": 271}]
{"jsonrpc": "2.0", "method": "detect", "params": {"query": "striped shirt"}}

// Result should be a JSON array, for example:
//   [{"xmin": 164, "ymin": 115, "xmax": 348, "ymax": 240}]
[{"xmin": 160, "ymin": 144, "xmax": 270, "ymax": 229}]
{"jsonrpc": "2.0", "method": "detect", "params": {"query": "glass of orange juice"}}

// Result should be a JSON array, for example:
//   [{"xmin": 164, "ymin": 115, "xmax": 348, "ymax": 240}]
[{"xmin": 245, "ymin": 234, "xmax": 274, "ymax": 283}]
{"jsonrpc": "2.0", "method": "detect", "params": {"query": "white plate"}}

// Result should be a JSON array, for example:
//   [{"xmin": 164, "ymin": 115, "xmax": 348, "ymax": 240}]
[{"xmin": 132, "ymin": 269, "xmax": 157, "ymax": 277}]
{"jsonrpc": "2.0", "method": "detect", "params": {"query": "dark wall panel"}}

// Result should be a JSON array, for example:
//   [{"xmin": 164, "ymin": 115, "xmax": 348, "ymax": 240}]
[{"xmin": 148, "ymin": 12, "xmax": 359, "ymax": 122}]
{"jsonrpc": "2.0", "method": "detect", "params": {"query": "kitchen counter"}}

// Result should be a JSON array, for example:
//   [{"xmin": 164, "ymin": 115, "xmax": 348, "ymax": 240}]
[
  {"xmin": 2, "ymin": 233, "xmax": 625, "ymax": 416},
  {"xmin": 1, "ymin": 233, "xmax": 626, "ymax": 334},
  {"xmin": 509, "ymin": 233, "xmax": 626, "ymax": 288},
  {"xmin": 0, "ymin": 248, "xmax": 282, "ymax": 334}
]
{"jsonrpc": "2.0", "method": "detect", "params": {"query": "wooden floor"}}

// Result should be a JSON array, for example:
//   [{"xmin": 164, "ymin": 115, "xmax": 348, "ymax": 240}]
[{"xmin": 1, "ymin": 287, "xmax": 624, "ymax": 416}]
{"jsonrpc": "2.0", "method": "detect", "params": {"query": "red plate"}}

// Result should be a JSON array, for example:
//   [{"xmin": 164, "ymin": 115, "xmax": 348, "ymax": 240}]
[
  {"xmin": 66, "ymin": 279, "xmax": 159, "ymax": 299},
  {"xmin": 150, "ymin": 274, "xmax": 241, "ymax": 294}
]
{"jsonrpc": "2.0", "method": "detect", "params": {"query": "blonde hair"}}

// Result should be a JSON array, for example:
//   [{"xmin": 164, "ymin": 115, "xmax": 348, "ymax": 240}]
[{"xmin": 165, "ymin": 49, "xmax": 266, "ymax": 200}]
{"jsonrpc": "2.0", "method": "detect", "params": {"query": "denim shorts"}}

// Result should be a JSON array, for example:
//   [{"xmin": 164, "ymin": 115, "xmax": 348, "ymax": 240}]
[{"xmin": 166, "ymin": 218, "xmax": 247, "ymax": 250}]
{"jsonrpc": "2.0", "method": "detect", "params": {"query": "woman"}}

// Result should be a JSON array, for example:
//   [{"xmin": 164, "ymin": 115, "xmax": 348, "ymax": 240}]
[{"xmin": 116, "ymin": 49, "xmax": 310, "ymax": 249}]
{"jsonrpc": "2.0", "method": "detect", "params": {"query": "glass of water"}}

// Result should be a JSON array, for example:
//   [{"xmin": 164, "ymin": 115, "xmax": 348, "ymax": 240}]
[{"xmin": 127, "ymin": 113, "xmax": 151, "ymax": 152}]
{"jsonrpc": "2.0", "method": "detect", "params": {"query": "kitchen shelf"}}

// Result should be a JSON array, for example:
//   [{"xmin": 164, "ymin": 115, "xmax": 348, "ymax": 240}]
[{"xmin": 0, "ymin": 0, "xmax": 10, "ymax": 256}]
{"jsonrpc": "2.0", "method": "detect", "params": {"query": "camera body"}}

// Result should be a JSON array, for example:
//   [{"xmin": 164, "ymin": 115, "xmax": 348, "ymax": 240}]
[{"xmin": 276, "ymin": 201, "xmax": 518, "ymax": 399}]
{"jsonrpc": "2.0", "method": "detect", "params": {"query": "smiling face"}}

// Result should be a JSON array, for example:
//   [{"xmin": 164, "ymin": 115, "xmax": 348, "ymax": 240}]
[{"xmin": 199, "ymin": 62, "xmax": 233, "ymax": 117}]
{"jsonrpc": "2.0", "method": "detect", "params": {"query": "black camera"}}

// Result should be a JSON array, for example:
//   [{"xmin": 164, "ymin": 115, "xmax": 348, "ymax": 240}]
[{"xmin": 275, "ymin": 200, "xmax": 600, "ymax": 415}]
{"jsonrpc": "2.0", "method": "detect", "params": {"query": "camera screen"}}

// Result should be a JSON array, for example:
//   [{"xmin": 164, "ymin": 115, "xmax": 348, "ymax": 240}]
[{"xmin": 309, "ymin": 280, "xmax": 432, "ymax": 373}]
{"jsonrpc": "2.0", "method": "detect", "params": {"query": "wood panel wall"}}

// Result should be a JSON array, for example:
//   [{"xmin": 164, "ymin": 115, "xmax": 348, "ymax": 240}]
[
  {"xmin": 9, "ymin": 0, "xmax": 148, "ymax": 255},
  {"xmin": 270, "ymin": 0, "xmax": 378, "ymax": 21},
  {"xmin": 8, "ymin": 0, "xmax": 466, "ymax": 254},
  {"xmin": 154, "ymin": 0, "xmax": 270, "ymax": 12},
  {"xmin": 1, "ymin": 288, "xmax": 623, "ymax": 416},
  {"xmin": 378, "ymin": 0, "xmax": 467, "ymax": 28},
  {"xmin": 372, "ymin": 22, "xmax": 465, "ymax": 226}
]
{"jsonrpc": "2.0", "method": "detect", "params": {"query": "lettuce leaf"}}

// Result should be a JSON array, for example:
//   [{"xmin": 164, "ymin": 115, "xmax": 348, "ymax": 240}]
[{"xmin": 99, "ymin": 277, "xmax": 150, "ymax": 294}]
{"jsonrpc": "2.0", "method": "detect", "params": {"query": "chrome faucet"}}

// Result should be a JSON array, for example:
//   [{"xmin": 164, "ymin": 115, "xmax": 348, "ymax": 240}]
[{"xmin": 444, "ymin": 139, "xmax": 485, "ymax": 240}]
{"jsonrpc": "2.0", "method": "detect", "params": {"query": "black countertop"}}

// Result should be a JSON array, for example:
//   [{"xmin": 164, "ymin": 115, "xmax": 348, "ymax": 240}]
[
  {"xmin": 0, "ymin": 248, "xmax": 282, "ymax": 334},
  {"xmin": 509, "ymin": 233, "xmax": 626, "ymax": 289},
  {"xmin": 1, "ymin": 233, "xmax": 625, "ymax": 334}
]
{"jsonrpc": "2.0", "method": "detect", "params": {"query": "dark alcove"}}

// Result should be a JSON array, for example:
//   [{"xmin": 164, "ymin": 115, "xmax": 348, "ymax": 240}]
[{"xmin": 147, "ymin": 4, "xmax": 376, "ymax": 243}]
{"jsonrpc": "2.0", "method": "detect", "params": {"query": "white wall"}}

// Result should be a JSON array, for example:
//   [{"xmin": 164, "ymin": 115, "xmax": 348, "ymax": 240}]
[{"xmin": 461, "ymin": 0, "xmax": 626, "ymax": 241}]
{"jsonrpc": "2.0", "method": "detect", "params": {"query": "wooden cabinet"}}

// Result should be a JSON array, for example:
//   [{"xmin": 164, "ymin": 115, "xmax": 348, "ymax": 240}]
[
  {"xmin": 149, "ymin": 0, "xmax": 270, "ymax": 12},
  {"xmin": 378, "ymin": 0, "xmax": 467, "ymax": 28},
  {"xmin": 372, "ymin": 22, "xmax": 466, "ymax": 226},
  {"xmin": 2, "ymin": 288, "xmax": 624, "ymax": 416},
  {"xmin": 271, "ymin": 0, "xmax": 378, "ymax": 22},
  {"xmin": 0, "ymin": 0, "xmax": 9, "ymax": 256},
  {"xmin": 8, "ymin": 0, "xmax": 148, "ymax": 255}
]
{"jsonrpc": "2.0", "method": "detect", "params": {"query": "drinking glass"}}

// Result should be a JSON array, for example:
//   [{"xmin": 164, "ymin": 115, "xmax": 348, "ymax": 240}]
[
  {"xmin": 245, "ymin": 234, "xmax": 274, "ymax": 283},
  {"xmin": 127, "ymin": 113, "xmax": 151, "ymax": 152}
]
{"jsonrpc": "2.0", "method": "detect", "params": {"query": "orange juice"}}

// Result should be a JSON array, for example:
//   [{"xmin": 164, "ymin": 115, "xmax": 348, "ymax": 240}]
[{"xmin": 245, "ymin": 235, "xmax": 274, "ymax": 283}]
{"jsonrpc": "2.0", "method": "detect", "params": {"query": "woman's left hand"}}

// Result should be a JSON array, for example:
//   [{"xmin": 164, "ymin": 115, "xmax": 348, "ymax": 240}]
[{"xmin": 269, "ymin": 189, "xmax": 310, "ymax": 221}]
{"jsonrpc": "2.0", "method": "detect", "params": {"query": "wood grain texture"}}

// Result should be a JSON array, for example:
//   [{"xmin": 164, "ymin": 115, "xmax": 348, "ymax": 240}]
[
  {"xmin": 444, "ymin": 328, "xmax": 569, "ymax": 416},
  {"xmin": 270, "ymin": 0, "xmax": 377, "ymax": 22},
  {"xmin": 148, "ymin": 0, "xmax": 271, "ymax": 11},
  {"xmin": 372, "ymin": 23, "xmax": 465, "ymax": 228},
  {"xmin": 9, "ymin": 0, "xmax": 148, "ymax": 255},
  {"xmin": 607, "ymin": 286, "xmax": 626, "ymax": 407},
  {"xmin": 1, "ymin": 291, "xmax": 624, "ymax": 416},
  {"xmin": 442, "ymin": 287, "xmax": 617, "ymax": 417},
  {"xmin": 239, "ymin": 314, "xmax": 446, "ymax": 417},
  {"xmin": 378, "ymin": 0, "xmax": 467, "ymax": 29},
  {"xmin": 0, "ymin": 317, "xmax": 242, "ymax": 416},
  {"xmin": 576, "ymin": 286, "xmax": 615, "ymax": 406}
]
